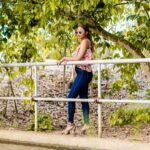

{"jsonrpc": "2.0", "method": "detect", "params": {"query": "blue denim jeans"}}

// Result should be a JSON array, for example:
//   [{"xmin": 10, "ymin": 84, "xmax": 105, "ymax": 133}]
[{"xmin": 68, "ymin": 67, "xmax": 93, "ymax": 124}]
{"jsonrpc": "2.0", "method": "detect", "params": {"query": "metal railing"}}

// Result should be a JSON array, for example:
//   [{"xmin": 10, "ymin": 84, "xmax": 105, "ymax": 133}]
[{"xmin": 0, "ymin": 58, "xmax": 150, "ymax": 137}]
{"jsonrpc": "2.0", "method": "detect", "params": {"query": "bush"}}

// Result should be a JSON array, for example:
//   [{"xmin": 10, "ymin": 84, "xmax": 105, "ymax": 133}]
[
  {"xmin": 28, "ymin": 113, "xmax": 53, "ymax": 131},
  {"xmin": 109, "ymin": 107, "xmax": 150, "ymax": 126}
]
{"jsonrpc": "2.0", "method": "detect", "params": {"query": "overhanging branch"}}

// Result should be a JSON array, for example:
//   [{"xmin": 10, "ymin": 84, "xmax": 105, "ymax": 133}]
[
  {"xmin": 89, "ymin": 24, "xmax": 145, "ymax": 58},
  {"xmin": 58, "ymin": 8, "xmax": 145, "ymax": 58}
]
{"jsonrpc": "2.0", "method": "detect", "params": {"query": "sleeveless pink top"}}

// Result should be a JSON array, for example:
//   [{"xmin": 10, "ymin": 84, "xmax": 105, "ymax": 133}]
[{"xmin": 74, "ymin": 47, "xmax": 93, "ymax": 72}]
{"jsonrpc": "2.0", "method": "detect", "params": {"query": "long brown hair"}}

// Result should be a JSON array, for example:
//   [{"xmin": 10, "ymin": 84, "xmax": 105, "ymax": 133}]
[{"xmin": 78, "ymin": 24, "xmax": 94, "ymax": 52}]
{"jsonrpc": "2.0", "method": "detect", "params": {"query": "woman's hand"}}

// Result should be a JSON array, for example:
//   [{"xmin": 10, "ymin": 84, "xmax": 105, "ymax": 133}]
[{"xmin": 57, "ymin": 57, "xmax": 69, "ymax": 65}]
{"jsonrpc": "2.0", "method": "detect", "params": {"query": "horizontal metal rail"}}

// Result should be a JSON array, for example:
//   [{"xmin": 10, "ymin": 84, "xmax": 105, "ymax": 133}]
[
  {"xmin": 0, "ymin": 97, "xmax": 150, "ymax": 104},
  {"xmin": 0, "ymin": 58, "xmax": 150, "ymax": 67},
  {"xmin": 0, "ymin": 97, "xmax": 32, "ymax": 100}
]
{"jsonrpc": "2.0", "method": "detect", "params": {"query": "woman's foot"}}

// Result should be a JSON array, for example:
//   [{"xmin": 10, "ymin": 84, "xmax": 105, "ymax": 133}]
[
  {"xmin": 80, "ymin": 124, "xmax": 90, "ymax": 134},
  {"xmin": 62, "ymin": 123, "xmax": 75, "ymax": 135}
]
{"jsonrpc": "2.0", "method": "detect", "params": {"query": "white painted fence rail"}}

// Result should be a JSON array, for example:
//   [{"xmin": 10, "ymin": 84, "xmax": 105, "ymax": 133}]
[
  {"xmin": 0, "ymin": 97, "xmax": 150, "ymax": 104},
  {"xmin": 0, "ymin": 58, "xmax": 150, "ymax": 137},
  {"xmin": 0, "ymin": 58, "xmax": 150, "ymax": 67}
]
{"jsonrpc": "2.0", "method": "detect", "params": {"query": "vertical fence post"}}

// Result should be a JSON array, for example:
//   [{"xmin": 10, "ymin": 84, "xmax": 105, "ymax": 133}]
[
  {"xmin": 63, "ymin": 65, "xmax": 66, "ymax": 97},
  {"xmin": 98, "ymin": 64, "xmax": 102, "ymax": 137},
  {"xmin": 34, "ymin": 66, "xmax": 38, "ymax": 131}
]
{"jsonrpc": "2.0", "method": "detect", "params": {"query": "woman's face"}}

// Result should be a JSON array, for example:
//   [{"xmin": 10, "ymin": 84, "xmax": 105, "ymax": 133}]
[{"xmin": 75, "ymin": 27, "xmax": 87, "ymax": 40}]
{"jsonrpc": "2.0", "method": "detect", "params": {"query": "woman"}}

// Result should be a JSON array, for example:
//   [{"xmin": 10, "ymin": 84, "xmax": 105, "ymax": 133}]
[{"xmin": 58, "ymin": 24, "xmax": 94, "ymax": 135}]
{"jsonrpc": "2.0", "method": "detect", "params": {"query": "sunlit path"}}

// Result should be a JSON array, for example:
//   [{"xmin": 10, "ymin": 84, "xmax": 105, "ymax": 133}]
[{"xmin": 0, "ymin": 130, "xmax": 150, "ymax": 150}]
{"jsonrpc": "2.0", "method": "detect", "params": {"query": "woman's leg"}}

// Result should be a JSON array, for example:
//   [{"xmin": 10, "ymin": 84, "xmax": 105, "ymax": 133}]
[
  {"xmin": 67, "ymin": 70, "xmax": 84, "ymax": 123},
  {"xmin": 68, "ymin": 88, "xmax": 76, "ymax": 123},
  {"xmin": 62, "ymin": 75, "xmax": 81, "ymax": 134},
  {"xmin": 79, "ymin": 85, "xmax": 89, "ymax": 124},
  {"xmin": 79, "ymin": 71, "xmax": 93, "ymax": 133},
  {"xmin": 79, "ymin": 71, "xmax": 92, "ymax": 124}
]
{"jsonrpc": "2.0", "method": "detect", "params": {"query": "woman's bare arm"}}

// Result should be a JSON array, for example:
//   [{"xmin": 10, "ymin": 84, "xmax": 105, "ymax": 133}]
[{"xmin": 58, "ymin": 39, "xmax": 90, "ymax": 64}]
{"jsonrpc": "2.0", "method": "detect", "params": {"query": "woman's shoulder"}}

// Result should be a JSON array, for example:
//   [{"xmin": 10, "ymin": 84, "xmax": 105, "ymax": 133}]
[
  {"xmin": 81, "ymin": 38, "xmax": 91, "ymax": 47},
  {"xmin": 81, "ymin": 38, "xmax": 90, "ymax": 43},
  {"xmin": 82, "ymin": 39, "xmax": 92, "ymax": 50}
]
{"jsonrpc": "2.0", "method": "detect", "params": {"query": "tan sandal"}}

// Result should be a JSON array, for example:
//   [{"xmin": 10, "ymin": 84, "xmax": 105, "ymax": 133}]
[
  {"xmin": 80, "ymin": 124, "xmax": 90, "ymax": 135},
  {"xmin": 62, "ymin": 123, "xmax": 75, "ymax": 135}
]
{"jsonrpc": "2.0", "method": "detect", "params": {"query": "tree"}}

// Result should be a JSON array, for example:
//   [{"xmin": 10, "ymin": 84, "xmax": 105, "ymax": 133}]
[{"xmin": 0, "ymin": 0, "xmax": 149, "ymax": 82}]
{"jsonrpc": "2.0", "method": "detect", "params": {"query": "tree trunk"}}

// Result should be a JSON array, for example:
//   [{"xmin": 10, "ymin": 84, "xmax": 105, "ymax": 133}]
[{"xmin": 141, "ymin": 64, "xmax": 150, "ymax": 81}]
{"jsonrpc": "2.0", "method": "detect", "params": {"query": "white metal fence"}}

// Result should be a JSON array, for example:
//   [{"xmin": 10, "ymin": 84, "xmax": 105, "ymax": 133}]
[{"xmin": 0, "ymin": 58, "xmax": 150, "ymax": 137}]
